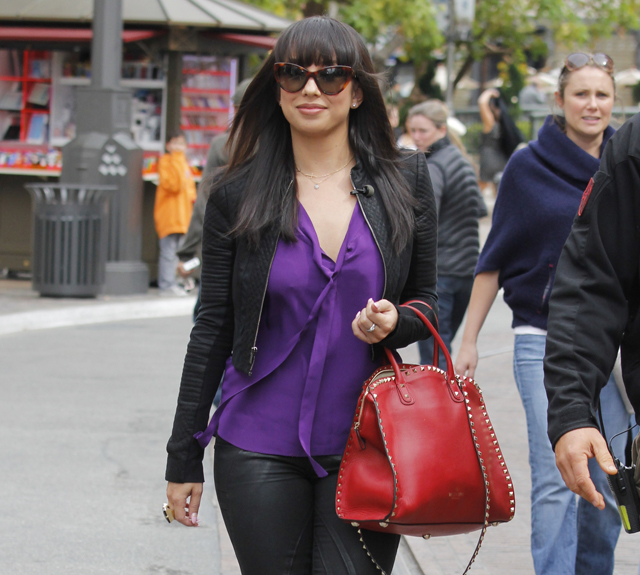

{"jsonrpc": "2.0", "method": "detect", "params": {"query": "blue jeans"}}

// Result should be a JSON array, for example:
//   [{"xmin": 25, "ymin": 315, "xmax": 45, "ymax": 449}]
[
  {"xmin": 418, "ymin": 275, "xmax": 473, "ymax": 367},
  {"xmin": 513, "ymin": 334, "xmax": 636, "ymax": 575}
]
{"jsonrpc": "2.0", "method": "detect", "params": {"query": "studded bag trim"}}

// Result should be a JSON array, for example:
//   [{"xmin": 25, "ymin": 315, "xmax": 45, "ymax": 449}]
[{"xmin": 336, "ymin": 303, "xmax": 515, "ymax": 574}]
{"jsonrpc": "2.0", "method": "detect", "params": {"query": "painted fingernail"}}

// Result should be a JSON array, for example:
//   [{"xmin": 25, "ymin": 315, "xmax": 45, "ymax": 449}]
[
  {"xmin": 356, "ymin": 311, "xmax": 361, "ymax": 319},
  {"xmin": 191, "ymin": 513, "xmax": 199, "ymax": 525}
]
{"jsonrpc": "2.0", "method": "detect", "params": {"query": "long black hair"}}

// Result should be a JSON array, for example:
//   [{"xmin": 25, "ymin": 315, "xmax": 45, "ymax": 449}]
[{"xmin": 221, "ymin": 16, "xmax": 415, "ymax": 253}]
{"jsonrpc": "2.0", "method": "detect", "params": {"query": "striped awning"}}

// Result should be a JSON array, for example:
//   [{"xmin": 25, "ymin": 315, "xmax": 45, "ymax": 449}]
[{"xmin": 0, "ymin": 0, "xmax": 291, "ymax": 32}]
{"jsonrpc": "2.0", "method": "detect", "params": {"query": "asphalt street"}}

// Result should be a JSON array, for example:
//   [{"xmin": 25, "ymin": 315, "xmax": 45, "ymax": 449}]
[
  {"xmin": 1, "ymin": 297, "xmax": 638, "ymax": 574},
  {"xmin": 0, "ymin": 316, "xmax": 220, "ymax": 575}
]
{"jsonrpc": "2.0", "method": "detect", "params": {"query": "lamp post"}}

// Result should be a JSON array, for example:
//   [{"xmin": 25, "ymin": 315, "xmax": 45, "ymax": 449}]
[
  {"xmin": 60, "ymin": 0, "xmax": 149, "ymax": 295},
  {"xmin": 445, "ymin": 0, "xmax": 456, "ymax": 112},
  {"xmin": 443, "ymin": 0, "xmax": 475, "ymax": 114}
]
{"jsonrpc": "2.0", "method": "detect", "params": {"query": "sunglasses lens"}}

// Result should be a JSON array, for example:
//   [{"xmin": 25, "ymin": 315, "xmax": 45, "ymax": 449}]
[
  {"xmin": 566, "ymin": 53, "xmax": 590, "ymax": 70},
  {"xmin": 593, "ymin": 53, "xmax": 613, "ymax": 71},
  {"xmin": 275, "ymin": 63, "xmax": 353, "ymax": 95},
  {"xmin": 276, "ymin": 64, "xmax": 307, "ymax": 92},
  {"xmin": 317, "ymin": 67, "xmax": 351, "ymax": 95},
  {"xmin": 565, "ymin": 52, "xmax": 614, "ymax": 73}
]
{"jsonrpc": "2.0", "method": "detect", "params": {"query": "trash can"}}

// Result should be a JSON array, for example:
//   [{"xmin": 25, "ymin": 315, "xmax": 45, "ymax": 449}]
[{"xmin": 25, "ymin": 183, "xmax": 116, "ymax": 297}]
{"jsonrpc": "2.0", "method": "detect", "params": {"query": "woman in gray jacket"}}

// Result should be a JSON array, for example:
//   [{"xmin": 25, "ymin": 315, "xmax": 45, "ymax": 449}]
[{"xmin": 406, "ymin": 100, "xmax": 487, "ymax": 365}]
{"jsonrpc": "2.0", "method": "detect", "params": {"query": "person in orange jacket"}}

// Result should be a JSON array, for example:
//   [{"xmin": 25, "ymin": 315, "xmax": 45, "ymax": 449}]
[{"xmin": 154, "ymin": 131, "xmax": 196, "ymax": 295}]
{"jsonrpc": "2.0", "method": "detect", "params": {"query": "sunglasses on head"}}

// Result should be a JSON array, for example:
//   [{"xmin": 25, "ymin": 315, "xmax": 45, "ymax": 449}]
[
  {"xmin": 564, "ymin": 53, "xmax": 614, "ymax": 73},
  {"xmin": 274, "ymin": 63, "xmax": 355, "ymax": 95}
]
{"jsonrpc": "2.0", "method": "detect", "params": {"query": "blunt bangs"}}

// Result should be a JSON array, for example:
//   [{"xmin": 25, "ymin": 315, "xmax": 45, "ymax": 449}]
[
  {"xmin": 223, "ymin": 16, "xmax": 414, "ymax": 253},
  {"xmin": 273, "ymin": 17, "xmax": 363, "ymax": 72}
]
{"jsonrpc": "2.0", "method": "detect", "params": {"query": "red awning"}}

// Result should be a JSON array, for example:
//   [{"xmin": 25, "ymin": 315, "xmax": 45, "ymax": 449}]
[
  {"xmin": 0, "ymin": 27, "xmax": 164, "ymax": 43},
  {"xmin": 207, "ymin": 32, "xmax": 277, "ymax": 50},
  {"xmin": 0, "ymin": 27, "xmax": 275, "ymax": 48}
]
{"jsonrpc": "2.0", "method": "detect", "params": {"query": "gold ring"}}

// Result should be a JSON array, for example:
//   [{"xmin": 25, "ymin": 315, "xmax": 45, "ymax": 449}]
[{"xmin": 163, "ymin": 503, "xmax": 175, "ymax": 523}]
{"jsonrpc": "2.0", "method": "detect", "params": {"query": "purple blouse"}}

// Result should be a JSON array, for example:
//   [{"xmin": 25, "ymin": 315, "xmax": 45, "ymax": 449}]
[{"xmin": 196, "ymin": 201, "xmax": 384, "ymax": 476}]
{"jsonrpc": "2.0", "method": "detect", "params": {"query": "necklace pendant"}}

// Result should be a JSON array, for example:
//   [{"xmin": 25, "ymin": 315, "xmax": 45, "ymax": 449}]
[{"xmin": 314, "ymin": 184, "xmax": 320, "ymax": 190}]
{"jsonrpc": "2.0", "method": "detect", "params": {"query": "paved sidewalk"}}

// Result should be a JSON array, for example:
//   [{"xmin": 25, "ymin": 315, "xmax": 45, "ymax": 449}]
[
  {"xmin": 0, "ymin": 278, "xmax": 197, "ymax": 335},
  {"xmin": 0, "ymin": 277, "xmax": 638, "ymax": 574},
  {"xmin": 399, "ymin": 298, "xmax": 639, "ymax": 575}
]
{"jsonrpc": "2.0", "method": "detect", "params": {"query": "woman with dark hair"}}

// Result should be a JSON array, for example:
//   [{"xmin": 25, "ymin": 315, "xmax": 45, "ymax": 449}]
[
  {"xmin": 164, "ymin": 16, "xmax": 437, "ymax": 575},
  {"xmin": 456, "ymin": 54, "xmax": 635, "ymax": 574},
  {"xmin": 477, "ymin": 88, "xmax": 524, "ymax": 189}
]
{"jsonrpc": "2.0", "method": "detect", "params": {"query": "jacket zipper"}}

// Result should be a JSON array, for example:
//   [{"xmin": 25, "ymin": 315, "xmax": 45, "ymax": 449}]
[
  {"xmin": 353, "ymin": 176, "xmax": 387, "ymax": 361},
  {"xmin": 353, "ymin": 176, "xmax": 387, "ymax": 297},
  {"xmin": 248, "ymin": 179, "xmax": 293, "ymax": 375}
]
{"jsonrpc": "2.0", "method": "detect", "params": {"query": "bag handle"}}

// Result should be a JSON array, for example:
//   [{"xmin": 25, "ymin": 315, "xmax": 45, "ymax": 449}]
[
  {"xmin": 402, "ymin": 301, "xmax": 492, "ymax": 572},
  {"xmin": 404, "ymin": 299, "xmax": 440, "ymax": 368},
  {"xmin": 383, "ymin": 301, "xmax": 462, "ymax": 402},
  {"xmin": 401, "ymin": 301, "xmax": 452, "ymax": 372},
  {"xmin": 361, "ymin": 301, "xmax": 491, "ymax": 574}
]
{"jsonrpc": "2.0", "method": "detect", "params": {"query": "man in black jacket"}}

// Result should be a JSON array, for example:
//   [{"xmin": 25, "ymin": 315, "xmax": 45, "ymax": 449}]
[{"xmin": 544, "ymin": 112, "xmax": 640, "ymax": 509}]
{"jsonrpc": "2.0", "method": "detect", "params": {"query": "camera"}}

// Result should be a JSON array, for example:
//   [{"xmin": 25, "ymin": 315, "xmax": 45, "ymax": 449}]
[{"xmin": 606, "ymin": 457, "xmax": 640, "ymax": 534}]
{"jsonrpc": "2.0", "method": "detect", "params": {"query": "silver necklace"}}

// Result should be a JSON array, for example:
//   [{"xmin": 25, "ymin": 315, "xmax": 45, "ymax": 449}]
[{"xmin": 296, "ymin": 156, "xmax": 354, "ymax": 189}]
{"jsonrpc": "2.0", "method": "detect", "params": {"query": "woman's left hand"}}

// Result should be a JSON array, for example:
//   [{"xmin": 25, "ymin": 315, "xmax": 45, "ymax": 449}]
[{"xmin": 352, "ymin": 298, "xmax": 398, "ymax": 344}]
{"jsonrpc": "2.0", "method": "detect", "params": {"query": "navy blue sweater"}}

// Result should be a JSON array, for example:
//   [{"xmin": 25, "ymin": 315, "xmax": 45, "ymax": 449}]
[{"xmin": 475, "ymin": 116, "xmax": 614, "ymax": 330}]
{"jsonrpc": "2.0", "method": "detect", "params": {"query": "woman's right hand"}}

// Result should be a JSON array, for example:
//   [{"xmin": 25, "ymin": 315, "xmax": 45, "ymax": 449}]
[
  {"xmin": 454, "ymin": 341, "xmax": 479, "ymax": 378},
  {"xmin": 166, "ymin": 481, "xmax": 203, "ymax": 527}
]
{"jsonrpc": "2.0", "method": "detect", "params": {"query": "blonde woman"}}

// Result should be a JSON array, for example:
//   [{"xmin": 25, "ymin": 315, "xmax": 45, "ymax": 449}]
[{"xmin": 456, "ymin": 54, "xmax": 634, "ymax": 574}]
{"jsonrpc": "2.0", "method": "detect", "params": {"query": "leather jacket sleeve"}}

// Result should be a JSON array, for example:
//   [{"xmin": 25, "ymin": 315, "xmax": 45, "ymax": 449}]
[
  {"xmin": 166, "ymin": 185, "xmax": 235, "ymax": 483},
  {"xmin": 379, "ymin": 152, "xmax": 439, "ymax": 351}
]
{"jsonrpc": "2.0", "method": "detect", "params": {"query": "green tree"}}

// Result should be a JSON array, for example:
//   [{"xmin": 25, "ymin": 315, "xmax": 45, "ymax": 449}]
[
  {"xmin": 339, "ymin": 0, "xmax": 443, "ymax": 63},
  {"xmin": 243, "ymin": 0, "xmax": 443, "ymax": 65},
  {"xmin": 244, "ymin": 0, "xmax": 640, "ymax": 94},
  {"xmin": 454, "ymin": 0, "xmax": 640, "ymax": 88}
]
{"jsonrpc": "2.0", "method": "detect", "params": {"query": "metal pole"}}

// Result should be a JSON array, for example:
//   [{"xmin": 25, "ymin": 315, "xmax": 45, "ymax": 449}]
[
  {"xmin": 445, "ymin": 0, "xmax": 456, "ymax": 113},
  {"xmin": 165, "ymin": 52, "xmax": 183, "ymax": 137},
  {"xmin": 61, "ymin": 0, "xmax": 148, "ymax": 294},
  {"xmin": 91, "ymin": 0, "xmax": 123, "ymax": 90}
]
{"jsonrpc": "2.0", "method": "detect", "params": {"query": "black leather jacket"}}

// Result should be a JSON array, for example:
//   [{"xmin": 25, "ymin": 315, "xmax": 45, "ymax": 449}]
[
  {"xmin": 544, "ymin": 113, "xmax": 640, "ymax": 447},
  {"xmin": 166, "ymin": 152, "xmax": 438, "ymax": 483}
]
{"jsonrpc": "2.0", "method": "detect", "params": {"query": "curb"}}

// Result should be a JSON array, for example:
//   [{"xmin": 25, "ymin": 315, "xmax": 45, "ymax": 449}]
[
  {"xmin": 0, "ymin": 296, "xmax": 197, "ymax": 336},
  {"xmin": 394, "ymin": 538, "xmax": 426, "ymax": 575}
]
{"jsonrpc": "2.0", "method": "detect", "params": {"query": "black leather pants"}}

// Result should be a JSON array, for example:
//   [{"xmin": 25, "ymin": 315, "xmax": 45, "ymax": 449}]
[{"xmin": 213, "ymin": 437, "xmax": 400, "ymax": 575}]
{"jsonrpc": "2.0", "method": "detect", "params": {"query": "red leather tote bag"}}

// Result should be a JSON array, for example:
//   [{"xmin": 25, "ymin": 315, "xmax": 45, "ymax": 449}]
[{"xmin": 336, "ymin": 303, "xmax": 514, "ymax": 572}]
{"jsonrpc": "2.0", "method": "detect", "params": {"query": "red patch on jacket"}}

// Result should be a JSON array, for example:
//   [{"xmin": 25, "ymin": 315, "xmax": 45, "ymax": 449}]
[{"xmin": 578, "ymin": 178, "xmax": 594, "ymax": 216}]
